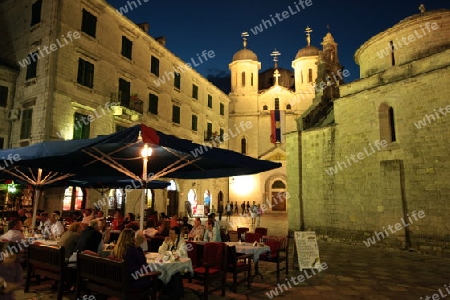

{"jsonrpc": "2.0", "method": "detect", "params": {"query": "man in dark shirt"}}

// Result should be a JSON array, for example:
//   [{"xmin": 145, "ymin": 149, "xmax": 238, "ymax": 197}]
[
  {"xmin": 75, "ymin": 219, "xmax": 102, "ymax": 253},
  {"xmin": 18, "ymin": 209, "xmax": 27, "ymax": 223}
]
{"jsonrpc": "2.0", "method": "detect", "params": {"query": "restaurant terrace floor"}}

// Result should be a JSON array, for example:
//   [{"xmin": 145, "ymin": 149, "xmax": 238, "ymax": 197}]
[{"xmin": 12, "ymin": 212, "xmax": 450, "ymax": 300}]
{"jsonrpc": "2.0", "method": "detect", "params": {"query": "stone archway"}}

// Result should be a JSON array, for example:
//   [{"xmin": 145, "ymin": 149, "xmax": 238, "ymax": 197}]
[
  {"xmin": 167, "ymin": 180, "xmax": 179, "ymax": 216},
  {"xmin": 271, "ymin": 180, "xmax": 287, "ymax": 211},
  {"xmin": 264, "ymin": 174, "xmax": 287, "ymax": 212}
]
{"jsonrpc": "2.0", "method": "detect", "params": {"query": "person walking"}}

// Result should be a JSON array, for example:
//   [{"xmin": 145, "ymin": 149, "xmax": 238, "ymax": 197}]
[
  {"xmin": 250, "ymin": 201, "xmax": 258, "ymax": 225},
  {"xmin": 226, "ymin": 201, "xmax": 232, "ymax": 221},
  {"xmin": 241, "ymin": 201, "xmax": 246, "ymax": 216},
  {"xmin": 234, "ymin": 201, "xmax": 239, "ymax": 215},
  {"xmin": 256, "ymin": 204, "xmax": 262, "ymax": 226}
]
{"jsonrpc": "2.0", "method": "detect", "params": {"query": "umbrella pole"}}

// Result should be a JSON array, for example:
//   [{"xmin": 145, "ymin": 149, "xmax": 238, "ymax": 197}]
[
  {"xmin": 140, "ymin": 157, "xmax": 148, "ymax": 230},
  {"xmin": 31, "ymin": 168, "xmax": 43, "ymax": 230}
]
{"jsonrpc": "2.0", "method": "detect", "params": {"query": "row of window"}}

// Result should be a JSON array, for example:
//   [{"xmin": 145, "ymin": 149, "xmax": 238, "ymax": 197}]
[
  {"xmin": 236, "ymin": 68, "xmax": 313, "ymax": 88},
  {"xmin": 78, "ymin": 9, "xmax": 211, "ymax": 103},
  {"xmin": 169, "ymin": 104, "xmax": 223, "ymax": 139},
  {"xmin": 13, "ymin": 102, "xmax": 397, "ymax": 146},
  {"xmin": 148, "ymin": 93, "xmax": 224, "ymax": 115},
  {"xmin": 241, "ymin": 72, "xmax": 255, "ymax": 87},
  {"xmin": 262, "ymin": 98, "xmax": 291, "ymax": 111},
  {"xmin": 10, "ymin": 94, "xmax": 224, "ymax": 141},
  {"xmin": 28, "ymin": 3, "xmax": 218, "ymax": 107}
]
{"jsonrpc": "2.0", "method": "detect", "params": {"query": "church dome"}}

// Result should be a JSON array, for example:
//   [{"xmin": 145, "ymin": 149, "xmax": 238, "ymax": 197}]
[
  {"xmin": 355, "ymin": 9, "xmax": 450, "ymax": 78},
  {"xmin": 232, "ymin": 48, "xmax": 258, "ymax": 62},
  {"xmin": 295, "ymin": 45, "xmax": 320, "ymax": 59}
]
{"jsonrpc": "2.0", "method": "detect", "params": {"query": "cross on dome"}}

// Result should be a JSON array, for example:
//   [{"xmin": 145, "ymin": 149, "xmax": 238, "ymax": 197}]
[
  {"xmin": 241, "ymin": 31, "xmax": 249, "ymax": 48},
  {"xmin": 305, "ymin": 26, "xmax": 313, "ymax": 46}
]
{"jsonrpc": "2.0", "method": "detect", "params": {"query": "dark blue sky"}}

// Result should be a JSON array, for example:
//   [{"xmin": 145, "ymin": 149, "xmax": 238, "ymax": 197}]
[{"xmin": 107, "ymin": 0, "xmax": 447, "ymax": 83}]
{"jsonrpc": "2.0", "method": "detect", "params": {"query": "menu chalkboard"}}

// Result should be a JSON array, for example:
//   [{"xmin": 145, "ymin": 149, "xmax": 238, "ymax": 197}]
[{"xmin": 294, "ymin": 231, "xmax": 321, "ymax": 271}]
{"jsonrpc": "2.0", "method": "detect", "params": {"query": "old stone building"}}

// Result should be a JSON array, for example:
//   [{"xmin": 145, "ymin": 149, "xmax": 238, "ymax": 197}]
[
  {"xmin": 287, "ymin": 8, "xmax": 450, "ymax": 251},
  {"xmin": 0, "ymin": 0, "xmax": 229, "ymax": 216},
  {"xmin": 227, "ymin": 29, "xmax": 338, "ymax": 212}
]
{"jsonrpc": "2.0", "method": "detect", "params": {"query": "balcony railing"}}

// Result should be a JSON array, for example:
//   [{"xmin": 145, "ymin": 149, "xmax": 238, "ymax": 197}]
[
  {"xmin": 127, "ymin": 96, "xmax": 143, "ymax": 113},
  {"xmin": 110, "ymin": 93, "xmax": 143, "ymax": 114},
  {"xmin": 204, "ymin": 131, "xmax": 223, "ymax": 143}
]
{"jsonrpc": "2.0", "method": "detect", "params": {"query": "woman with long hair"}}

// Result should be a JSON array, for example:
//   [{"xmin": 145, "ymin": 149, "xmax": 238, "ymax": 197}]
[
  {"xmin": 111, "ymin": 229, "xmax": 134, "ymax": 259},
  {"xmin": 125, "ymin": 231, "xmax": 151, "ymax": 290},
  {"xmin": 97, "ymin": 218, "xmax": 110, "ymax": 244}
]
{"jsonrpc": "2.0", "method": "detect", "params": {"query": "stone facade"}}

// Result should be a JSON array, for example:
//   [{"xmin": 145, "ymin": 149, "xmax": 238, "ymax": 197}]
[
  {"xmin": 0, "ymin": 0, "xmax": 229, "ymax": 217},
  {"xmin": 227, "ymin": 33, "xmax": 326, "ymax": 211},
  {"xmin": 287, "ymin": 9, "xmax": 450, "ymax": 253},
  {"xmin": 0, "ymin": 63, "xmax": 18, "ymax": 149}
]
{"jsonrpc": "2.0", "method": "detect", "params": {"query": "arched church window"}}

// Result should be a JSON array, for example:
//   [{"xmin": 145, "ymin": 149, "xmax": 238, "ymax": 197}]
[
  {"xmin": 107, "ymin": 188, "xmax": 124, "ymax": 211},
  {"xmin": 390, "ymin": 41, "xmax": 395, "ymax": 66},
  {"xmin": 286, "ymin": 104, "xmax": 292, "ymax": 110},
  {"xmin": 274, "ymin": 98, "xmax": 280, "ymax": 110},
  {"xmin": 388, "ymin": 107, "xmax": 396, "ymax": 142},
  {"xmin": 251, "ymin": 73, "xmax": 254, "ymax": 86},
  {"xmin": 63, "ymin": 186, "xmax": 84, "ymax": 211},
  {"xmin": 378, "ymin": 103, "xmax": 396, "ymax": 143},
  {"xmin": 241, "ymin": 137, "xmax": 247, "ymax": 155},
  {"xmin": 241, "ymin": 72, "xmax": 246, "ymax": 87},
  {"xmin": 308, "ymin": 69, "xmax": 313, "ymax": 83},
  {"xmin": 263, "ymin": 105, "xmax": 268, "ymax": 111}
]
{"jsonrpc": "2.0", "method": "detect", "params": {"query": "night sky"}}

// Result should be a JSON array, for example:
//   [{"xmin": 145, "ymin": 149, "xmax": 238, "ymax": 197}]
[{"xmin": 106, "ymin": 0, "xmax": 448, "ymax": 85}]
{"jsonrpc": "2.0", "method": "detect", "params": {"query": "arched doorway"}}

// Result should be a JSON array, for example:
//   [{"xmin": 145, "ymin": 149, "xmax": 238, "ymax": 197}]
[
  {"xmin": 167, "ymin": 180, "xmax": 179, "ymax": 216},
  {"xmin": 271, "ymin": 180, "xmax": 286, "ymax": 211},
  {"xmin": 187, "ymin": 187, "xmax": 197, "ymax": 217}
]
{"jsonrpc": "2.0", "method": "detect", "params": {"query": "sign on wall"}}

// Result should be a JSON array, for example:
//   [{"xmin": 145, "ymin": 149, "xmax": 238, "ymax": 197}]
[{"xmin": 294, "ymin": 231, "xmax": 321, "ymax": 271}]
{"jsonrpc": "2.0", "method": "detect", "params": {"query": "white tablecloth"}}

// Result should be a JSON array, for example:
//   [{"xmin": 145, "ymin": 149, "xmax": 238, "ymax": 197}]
[
  {"xmin": 34, "ymin": 239, "xmax": 58, "ymax": 246},
  {"xmin": 225, "ymin": 242, "xmax": 270, "ymax": 263},
  {"xmin": 145, "ymin": 252, "xmax": 193, "ymax": 284}
]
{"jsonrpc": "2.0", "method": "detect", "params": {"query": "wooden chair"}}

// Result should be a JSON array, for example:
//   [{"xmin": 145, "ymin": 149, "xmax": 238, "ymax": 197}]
[
  {"xmin": 244, "ymin": 232, "xmax": 262, "ymax": 244},
  {"xmin": 185, "ymin": 241, "xmax": 201, "ymax": 283},
  {"xmin": 220, "ymin": 228, "xmax": 228, "ymax": 242},
  {"xmin": 226, "ymin": 245, "xmax": 252, "ymax": 293},
  {"xmin": 192, "ymin": 242, "xmax": 227, "ymax": 300},
  {"xmin": 260, "ymin": 235, "xmax": 289, "ymax": 281},
  {"xmin": 186, "ymin": 241, "xmax": 200, "ymax": 268},
  {"xmin": 236, "ymin": 227, "xmax": 249, "ymax": 240},
  {"xmin": 228, "ymin": 230, "xmax": 239, "ymax": 242},
  {"xmin": 255, "ymin": 227, "xmax": 268, "ymax": 236},
  {"xmin": 25, "ymin": 244, "xmax": 73, "ymax": 300},
  {"xmin": 76, "ymin": 252, "xmax": 160, "ymax": 300}
]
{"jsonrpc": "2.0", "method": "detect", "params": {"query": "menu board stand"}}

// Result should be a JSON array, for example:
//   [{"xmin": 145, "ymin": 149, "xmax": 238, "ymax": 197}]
[
  {"xmin": 293, "ymin": 231, "xmax": 321, "ymax": 271},
  {"xmin": 195, "ymin": 205, "xmax": 205, "ymax": 217}
]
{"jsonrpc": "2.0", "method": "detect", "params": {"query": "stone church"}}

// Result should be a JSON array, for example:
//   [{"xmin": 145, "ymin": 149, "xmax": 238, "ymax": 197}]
[
  {"xmin": 286, "ymin": 8, "xmax": 450, "ymax": 251},
  {"xmin": 227, "ymin": 29, "xmax": 341, "ymax": 213}
]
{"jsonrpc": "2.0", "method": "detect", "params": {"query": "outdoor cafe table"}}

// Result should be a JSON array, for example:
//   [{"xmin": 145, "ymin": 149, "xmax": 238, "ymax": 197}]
[
  {"xmin": 145, "ymin": 252, "xmax": 194, "ymax": 285},
  {"xmin": 225, "ymin": 242, "xmax": 270, "ymax": 278},
  {"xmin": 224, "ymin": 242, "xmax": 270, "ymax": 263}
]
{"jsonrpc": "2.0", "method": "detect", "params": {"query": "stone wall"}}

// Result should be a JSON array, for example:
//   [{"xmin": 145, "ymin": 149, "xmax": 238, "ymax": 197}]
[{"xmin": 292, "ymin": 44, "xmax": 450, "ymax": 255}]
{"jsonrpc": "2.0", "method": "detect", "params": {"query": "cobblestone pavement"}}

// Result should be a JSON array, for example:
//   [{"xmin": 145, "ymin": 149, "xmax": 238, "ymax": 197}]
[{"xmin": 14, "ymin": 212, "xmax": 450, "ymax": 299}]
